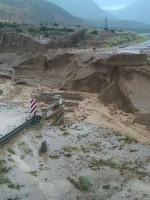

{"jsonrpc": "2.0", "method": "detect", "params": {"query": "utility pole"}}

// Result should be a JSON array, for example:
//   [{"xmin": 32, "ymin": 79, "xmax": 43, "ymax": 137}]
[{"xmin": 105, "ymin": 17, "xmax": 108, "ymax": 30}]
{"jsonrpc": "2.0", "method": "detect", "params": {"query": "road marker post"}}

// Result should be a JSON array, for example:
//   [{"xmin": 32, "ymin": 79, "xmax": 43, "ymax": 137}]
[{"xmin": 30, "ymin": 99, "xmax": 37, "ymax": 115}]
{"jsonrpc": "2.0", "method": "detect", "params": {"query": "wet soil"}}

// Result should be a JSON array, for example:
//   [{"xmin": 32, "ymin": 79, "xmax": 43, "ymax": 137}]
[
  {"xmin": 35, "ymin": 92, "xmax": 84, "ymax": 106},
  {"xmin": 0, "ymin": 77, "xmax": 150, "ymax": 199},
  {"xmin": 1, "ymin": 119, "xmax": 150, "ymax": 200}
]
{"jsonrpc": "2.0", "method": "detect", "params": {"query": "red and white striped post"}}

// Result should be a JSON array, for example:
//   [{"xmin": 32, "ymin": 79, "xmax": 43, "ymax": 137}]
[{"xmin": 30, "ymin": 99, "xmax": 37, "ymax": 115}]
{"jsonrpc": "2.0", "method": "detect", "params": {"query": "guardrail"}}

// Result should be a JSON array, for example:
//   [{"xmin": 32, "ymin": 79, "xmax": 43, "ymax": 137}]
[
  {"xmin": 42, "ymin": 95, "xmax": 65, "ymax": 124},
  {"xmin": 0, "ymin": 115, "xmax": 41, "ymax": 146},
  {"xmin": 0, "ymin": 95, "xmax": 65, "ymax": 146}
]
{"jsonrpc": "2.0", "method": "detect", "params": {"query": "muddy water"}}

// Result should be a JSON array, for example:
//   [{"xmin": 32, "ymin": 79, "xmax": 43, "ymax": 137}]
[
  {"xmin": 118, "ymin": 40, "xmax": 150, "ymax": 54},
  {"xmin": 1, "ymin": 120, "xmax": 150, "ymax": 200}
]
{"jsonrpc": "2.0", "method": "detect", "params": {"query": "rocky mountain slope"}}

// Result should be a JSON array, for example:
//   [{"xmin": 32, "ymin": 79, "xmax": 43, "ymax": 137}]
[
  {"xmin": 48, "ymin": 0, "xmax": 115, "ymax": 19},
  {"xmin": 0, "ymin": 0, "xmax": 85, "ymax": 26},
  {"xmin": 112, "ymin": 0, "xmax": 150, "ymax": 24}
]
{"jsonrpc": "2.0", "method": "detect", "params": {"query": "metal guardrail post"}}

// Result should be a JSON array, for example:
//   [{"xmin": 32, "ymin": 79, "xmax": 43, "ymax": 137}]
[{"xmin": 56, "ymin": 113, "xmax": 65, "ymax": 126}]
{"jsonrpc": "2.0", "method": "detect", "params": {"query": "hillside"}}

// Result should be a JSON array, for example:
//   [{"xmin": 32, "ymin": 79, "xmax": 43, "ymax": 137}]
[
  {"xmin": 0, "ymin": 3, "xmax": 28, "ymax": 24},
  {"xmin": 87, "ymin": 18, "xmax": 150, "ymax": 33},
  {"xmin": 0, "ymin": 0, "xmax": 85, "ymax": 26},
  {"xmin": 0, "ymin": 23, "xmax": 149, "ymax": 53},
  {"xmin": 112, "ymin": 0, "xmax": 150, "ymax": 24},
  {"xmin": 48, "ymin": 0, "xmax": 115, "ymax": 19}
]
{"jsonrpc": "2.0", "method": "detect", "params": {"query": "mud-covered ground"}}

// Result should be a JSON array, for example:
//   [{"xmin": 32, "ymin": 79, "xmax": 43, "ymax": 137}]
[
  {"xmin": 1, "ymin": 119, "xmax": 150, "ymax": 200},
  {"xmin": 0, "ymin": 77, "xmax": 150, "ymax": 200}
]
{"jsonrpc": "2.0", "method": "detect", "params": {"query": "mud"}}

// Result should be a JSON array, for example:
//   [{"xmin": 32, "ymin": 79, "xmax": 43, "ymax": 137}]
[
  {"xmin": 1, "ymin": 116, "xmax": 150, "ymax": 200},
  {"xmin": 0, "ymin": 30, "xmax": 150, "ymax": 126},
  {"xmin": 0, "ymin": 32, "xmax": 150, "ymax": 199},
  {"xmin": 0, "ymin": 77, "xmax": 150, "ymax": 199},
  {"xmin": 35, "ymin": 92, "xmax": 84, "ymax": 105},
  {"xmin": 8, "ymin": 48, "xmax": 149, "ymax": 126},
  {"xmin": 0, "ymin": 78, "xmax": 149, "ymax": 141}
]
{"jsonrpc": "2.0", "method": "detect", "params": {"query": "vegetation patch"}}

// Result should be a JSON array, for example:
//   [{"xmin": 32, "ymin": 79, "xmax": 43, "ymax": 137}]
[
  {"xmin": 0, "ymin": 174, "xmax": 11, "ymax": 185},
  {"xmin": 18, "ymin": 141, "xmax": 26, "ymax": 146},
  {"xmin": 7, "ymin": 158, "xmax": 14, "ymax": 163},
  {"xmin": 63, "ymin": 131, "xmax": 70, "ymax": 136},
  {"xmin": 92, "ymin": 142, "xmax": 100, "ymax": 147},
  {"xmin": 125, "ymin": 134, "xmax": 137, "ymax": 143},
  {"xmin": 7, "ymin": 148, "xmax": 16, "ymax": 155},
  {"xmin": 103, "ymin": 184, "xmax": 110, "ymax": 190},
  {"xmin": 91, "ymin": 29, "xmax": 98, "ymax": 35},
  {"xmin": 0, "ymin": 161, "xmax": 13, "ymax": 186},
  {"xmin": 29, "ymin": 171, "xmax": 38, "ymax": 177},
  {"xmin": 28, "ymin": 27, "xmax": 37, "ymax": 34},
  {"xmin": 67, "ymin": 176, "xmax": 92, "ymax": 191},
  {"xmin": 110, "ymin": 159, "xmax": 118, "ymax": 168},
  {"xmin": 8, "ymin": 183, "xmax": 21, "ymax": 190},
  {"xmin": 16, "ymin": 28, "xmax": 23, "ymax": 33},
  {"xmin": 91, "ymin": 157, "xmax": 119, "ymax": 169},
  {"xmin": 64, "ymin": 146, "xmax": 79, "ymax": 153},
  {"xmin": 78, "ymin": 176, "xmax": 92, "ymax": 191}
]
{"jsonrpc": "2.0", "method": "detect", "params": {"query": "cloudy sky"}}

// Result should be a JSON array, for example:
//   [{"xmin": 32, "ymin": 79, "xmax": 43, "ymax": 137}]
[{"xmin": 94, "ymin": 0, "xmax": 138, "ymax": 10}]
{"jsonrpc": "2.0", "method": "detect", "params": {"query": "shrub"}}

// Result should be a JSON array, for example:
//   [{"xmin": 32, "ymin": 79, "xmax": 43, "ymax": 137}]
[
  {"xmin": 0, "ymin": 174, "xmax": 11, "ymax": 185},
  {"xmin": 104, "ymin": 28, "xmax": 109, "ymax": 31},
  {"xmin": 7, "ymin": 148, "xmax": 15, "ymax": 155},
  {"xmin": 64, "ymin": 146, "xmax": 79, "ymax": 152},
  {"xmin": 40, "ymin": 26, "xmax": 49, "ymax": 32},
  {"xmin": 79, "ymin": 176, "xmax": 92, "ymax": 191},
  {"xmin": 53, "ymin": 23, "xmax": 59, "ymax": 27},
  {"xmin": 8, "ymin": 22, "xmax": 18, "ymax": 27},
  {"xmin": 0, "ymin": 22, "xmax": 5, "ymax": 28},
  {"xmin": 125, "ymin": 134, "xmax": 136, "ymax": 143},
  {"xmin": 44, "ymin": 32, "xmax": 50, "ymax": 38},
  {"xmin": 63, "ymin": 27, "xmax": 74, "ymax": 32},
  {"xmin": 28, "ymin": 27, "xmax": 37, "ymax": 33},
  {"xmin": 110, "ymin": 29, "xmax": 116, "ymax": 33},
  {"xmin": 91, "ymin": 29, "xmax": 98, "ymax": 35},
  {"xmin": 16, "ymin": 28, "xmax": 23, "ymax": 33}
]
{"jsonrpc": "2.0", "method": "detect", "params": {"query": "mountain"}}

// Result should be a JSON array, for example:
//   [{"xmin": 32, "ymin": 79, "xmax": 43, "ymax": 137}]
[
  {"xmin": 48, "ymin": 0, "xmax": 115, "ymax": 19},
  {"xmin": 111, "ymin": 0, "xmax": 150, "ymax": 24},
  {"xmin": 0, "ymin": 0, "xmax": 85, "ymax": 26},
  {"xmin": 94, "ymin": 0, "xmax": 138, "ymax": 10}
]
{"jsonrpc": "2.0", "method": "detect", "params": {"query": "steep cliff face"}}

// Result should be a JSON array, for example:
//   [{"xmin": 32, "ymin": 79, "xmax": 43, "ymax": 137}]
[
  {"xmin": 119, "ymin": 65, "xmax": 150, "ymax": 125},
  {"xmin": 0, "ymin": 29, "xmax": 45, "ymax": 54},
  {"xmin": 13, "ymin": 51, "xmax": 110, "ymax": 92}
]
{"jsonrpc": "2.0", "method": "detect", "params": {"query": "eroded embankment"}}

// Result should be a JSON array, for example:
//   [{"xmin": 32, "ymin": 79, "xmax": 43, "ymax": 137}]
[
  {"xmin": 0, "ymin": 29, "xmax": 46, "ymax": 54},
  {"xmin": 12, "ymin": 50, "xmax": 150, "ymax": 126}
]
